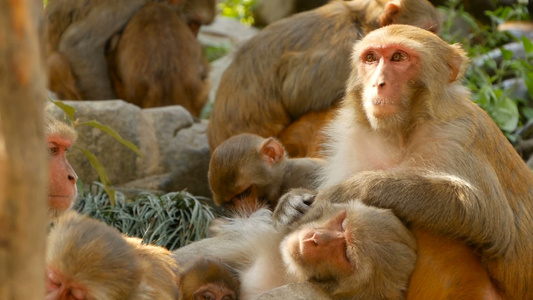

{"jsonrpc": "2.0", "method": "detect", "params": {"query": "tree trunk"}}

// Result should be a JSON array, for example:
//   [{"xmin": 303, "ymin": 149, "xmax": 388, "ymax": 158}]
[{"xmin": 0, "ymin": 0, "xmax": 48, "ymax": 299}]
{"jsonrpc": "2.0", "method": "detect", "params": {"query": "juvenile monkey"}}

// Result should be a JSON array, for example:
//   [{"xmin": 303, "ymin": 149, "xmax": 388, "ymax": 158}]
[
  {"xmin": 207, "ymin": 0, "xmax": 441, "ymax": 157},
  {"xmin": 178, "ymin": 256, "xmax": 240, "ymax": 300},
  {"xmin": 277, "ymin": 25, "xmax": 530, "ymax": 299},
  {"xmin": 45, "ymin": 116, "xmax": 78, "ymax": 220},
  {"xmin": 214, "ymin": 200, "xmax": 417, "ymax": 300},
  {"xmin": 208, "ymin": 133, "xmax": 325, "ymax": 210},
  {"xmin": 46, "ymin": 212, "xmax": 179, "ymax": 299}
]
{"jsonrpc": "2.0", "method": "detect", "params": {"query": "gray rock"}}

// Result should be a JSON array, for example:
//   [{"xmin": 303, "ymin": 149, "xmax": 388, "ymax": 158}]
[{"xmin": 46, "ymin": 100, "xmax": 212, "ymax": 197}]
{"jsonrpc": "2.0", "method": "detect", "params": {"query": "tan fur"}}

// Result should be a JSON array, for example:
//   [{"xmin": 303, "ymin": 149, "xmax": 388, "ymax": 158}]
[
  {"xmin": 46, "ymin": 212, "xmax": 179, "ymax": 300},
  {"xmin": 317, "ymin": 24, "xmax": 532, "ymax": 299},
  {"xmin": 211, "ymin": 201, "xmax": 416, "ymax": 300},
  {"xmin": 207, "ymin": 0, "xmax": 441, "ymax": 157},
  {"xmin": 208, "ymin": 133, "xmax": 325, "ymax": 209}
]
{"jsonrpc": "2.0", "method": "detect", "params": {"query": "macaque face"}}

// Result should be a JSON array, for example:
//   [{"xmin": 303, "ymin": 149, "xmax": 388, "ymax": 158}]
[
  {"xmin": 357, "ymin": 43, "xmax": 421, "ymax": 130},
  {"xmin": 193, "ymin": 283, "xmax": 236, "ymax": 300},
  {"xmin": 281, "ymin": 201, "xmax": 417, "ymax": 293},
  {"xmin": 48, "ymin": 134, "xmax": 77, "ymax": 217}
]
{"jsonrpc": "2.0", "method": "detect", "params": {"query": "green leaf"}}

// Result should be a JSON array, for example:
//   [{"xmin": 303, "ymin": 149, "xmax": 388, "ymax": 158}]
[
  {"xmin": 524, "ymin": 72, "xmax": 533, "ymax": 99},
  {"xmin": 76, "ymin": 146, "xmax": 116, "ymax": 206},
  {"xmin": 522, "ymin": 36, "xmax": 533, "ymax": 54},
  {"xmin": 501, "ymin": 48, "xmax": 514, "ymax": 61},
  {"xmin": 49, "ymin": 99, "xmax": 76, "ymax": 120},
  {"xmin": 493, "ymin": 96, "xmax": 519, "ymax": 132},
  {"xmin": 521, "ymin": 107, "xmax": 533, "ymax": 120},
  {"xmin": 78, "ymin": 120, "xmax": 143, "ymax": 157}
]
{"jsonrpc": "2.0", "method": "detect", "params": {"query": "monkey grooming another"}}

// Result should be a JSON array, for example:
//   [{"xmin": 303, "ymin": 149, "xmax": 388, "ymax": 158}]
[
  {"xmin": 276, "ymin": 24, "xmax": 531, "ymax": 299},
  {"xmin": 208, "ymin": 133, "xmax": 325, "ymax": 210}
]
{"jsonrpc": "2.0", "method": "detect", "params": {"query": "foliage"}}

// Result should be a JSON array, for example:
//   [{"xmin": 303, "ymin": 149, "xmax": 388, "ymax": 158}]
[
  {"xmin": 203, "ymin": 42, "xmax": 231, "ymax": 62},
  {"xmin": 218, "ymin": 0, "xmax": 257, "ymax": 26},
  {"xmin": 440, "ymin": 0, "xmax": 533, "ymax": 142},
  {"xmin": 74, "ymin": 183, "xmax": 215, "ymax": 250},
  {"xmin": 50, "ymin": 100, "xmax": 143, "ymax": 206}
]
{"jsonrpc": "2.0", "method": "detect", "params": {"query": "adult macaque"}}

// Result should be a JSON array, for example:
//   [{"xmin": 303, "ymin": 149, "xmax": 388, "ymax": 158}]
[
  {"xmin": 44, "ymin": 0, "xmax": 215, "ymax": 115},
  {"xmin": 214, "ymin": 200, "xmax": 417, "ymax": 300},
  {"xmin": 208, "ymin": 133, "xmax": 325, "ymax": 210},
  {"xmin": 46, "ymin": 212, "xmax": 179, "ymax": 300},
  {"xmin": 178, "ymin": 256, "xmax": 240, "ymax": 300},
  {"xmin": 46, "ymin": 116, "xmax": 78, "ymax": 219},
  {"xmin": 108, "ymin": 2, "xmax": 210, "ymax": 116},
  {"xmin": 278, "ymin": 24, "xmax": 531, "ymax": 299},
  {"xmin": 206, "ymin": 0, "xmax": 441, "ymax": 157}
]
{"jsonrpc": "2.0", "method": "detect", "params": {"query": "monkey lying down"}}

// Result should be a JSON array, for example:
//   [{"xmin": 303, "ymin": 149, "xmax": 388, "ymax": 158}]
[{"xmin": 212, "ymin": 199, "xmax": 417, "ymax": 300}]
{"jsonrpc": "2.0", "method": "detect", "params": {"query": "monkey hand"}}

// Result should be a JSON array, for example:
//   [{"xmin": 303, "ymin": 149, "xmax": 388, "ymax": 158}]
[{"xmin": 272, "ymin": 188, "xmax": 316, "ymax": 228}]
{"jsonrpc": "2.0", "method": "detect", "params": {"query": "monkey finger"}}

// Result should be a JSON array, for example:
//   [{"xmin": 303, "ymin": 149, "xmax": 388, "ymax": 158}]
[{"xmin": 273, "ymin": 188, "xmax": 316, "ymax": 228}]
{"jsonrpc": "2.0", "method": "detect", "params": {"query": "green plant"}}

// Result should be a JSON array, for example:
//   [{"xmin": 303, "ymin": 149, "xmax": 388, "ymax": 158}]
[
  {"xmin": 75, "ymin": 183, "xmax": 215, "ymax": 250},
  {"xmin": 440, "ymin": 0, "xmax": 533, "ymax": 142},
  {"xmin": 50, "ymin": 100, "xmax": 143, "ymax": 205},
  {"xmin": 218, "ymin": 0, "xmax": 257, "ymax": 26}
]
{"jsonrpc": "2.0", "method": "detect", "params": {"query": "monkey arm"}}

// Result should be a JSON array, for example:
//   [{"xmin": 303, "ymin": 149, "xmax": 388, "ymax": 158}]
[
  {"xmin": 317, "ymin": 170, "xmax": 516, "ymax": 257},
  {"xmin": 58, "ymin": 0, "xmax": 146, "ymax": 100}
]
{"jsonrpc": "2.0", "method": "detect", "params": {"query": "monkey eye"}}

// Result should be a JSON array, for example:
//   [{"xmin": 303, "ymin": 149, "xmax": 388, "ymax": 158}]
[
  {"xmin": 48, "ymin": 147, "xmax": 59, "ymax": 156},
  {"xmin": 364, "ymin": 53, "xmax": 376, "ymax": 63},
  {"xmin": 194, "ymin": 291, "xmax": 215, "ymax": 300},
  {"xmin": 391, "ymin": 52, "xmax": 406, "ymax": 62}
]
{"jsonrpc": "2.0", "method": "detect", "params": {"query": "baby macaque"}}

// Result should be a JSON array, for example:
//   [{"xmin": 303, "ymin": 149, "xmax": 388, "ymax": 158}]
[{"xmin": 208, "ymin": 133, "xmax": 325, "ymax": 210}]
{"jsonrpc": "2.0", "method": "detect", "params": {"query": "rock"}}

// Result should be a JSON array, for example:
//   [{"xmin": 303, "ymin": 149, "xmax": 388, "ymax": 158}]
[
  {"xmin": 46, "ymin": 100, "xmax": 212, "ymax": 197},
  {"xmin": 198, "ymin": 16, "xmax": 259, "ymax": 49}
]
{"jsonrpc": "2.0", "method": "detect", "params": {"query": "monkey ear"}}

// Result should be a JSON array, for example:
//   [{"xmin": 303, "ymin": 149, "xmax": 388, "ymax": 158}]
[
  {"xmin": 448, "ymin": 44, "xmax": 469, "ymax": 82},
  {"xmin": 379, "ymin": 1, "xmax": 401, "ymax": 27},
  {"xmin": 260, "ymin": 138, "xmax": 285, "ymax": 165}
]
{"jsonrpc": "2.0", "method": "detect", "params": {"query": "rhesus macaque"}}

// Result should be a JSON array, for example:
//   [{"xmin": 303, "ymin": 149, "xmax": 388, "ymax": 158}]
[
  {"xmin": 208, "ymin": 133, "xmax": 325, "ymax": 210},
  {"xmin": 46, "ymin": 116, "xmax": 78, "ymax": 219},
  {"xmin": 213, "ymin": 200, "xmax": 417, "ymax": 300},
  {"xmin": 277, "ymin": 24, "xmax": 532, "ymax": 299},
  {"xmin": 108, "ymin": 2, "xmax": 210, "ymax": 116},
  {"xmin": 44, "ymin": 0, "xmax": 215, "ymax": 113},
  {"xmin": 46, "ymin": 211, "xmax": 179, "ymax": 300},
  {"xmin": 178, "ymin": 256, "xmax": 239, "ymax": 300},
  {"xmin": 206, "ymin": 0, "xmax": 441, "ymax": 157}
]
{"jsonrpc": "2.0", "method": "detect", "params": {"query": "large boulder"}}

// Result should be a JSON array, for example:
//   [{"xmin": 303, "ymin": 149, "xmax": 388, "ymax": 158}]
[{"xmin": 46, "ymin": 100, "xmax": 212, "ymax": 198}]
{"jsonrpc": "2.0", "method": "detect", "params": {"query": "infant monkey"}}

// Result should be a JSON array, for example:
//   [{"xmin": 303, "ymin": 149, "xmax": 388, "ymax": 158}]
[{"xmin": 208, "ymin": 133, "xmax": 325, "ymax": 210}]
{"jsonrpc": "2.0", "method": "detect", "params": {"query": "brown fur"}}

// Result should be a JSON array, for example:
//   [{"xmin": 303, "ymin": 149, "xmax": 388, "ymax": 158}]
[
  {"xmin": 46, "ymin": 212, "xmax": 179, "ymax": 299},
  {"xmin": 206, "ymin": 0, "xmax": 441, "ymax": 157},
  {"xmin": 178, "ymin": 256, "xmax": 239, "ymax": 300},
  {"xmin": 208, "ymin": 133, "xmax": 325, "ymax": 209},
  {"xmin": 108, "ymin": 2, "xmax": 209, "ymax": 116},
  {"xmin": 314, "ymin": 25, "xmax": 532, "ymax": 299},
  {"xmin": 44, "ymin": 0, "xmax": 214, "ymax": 116}
]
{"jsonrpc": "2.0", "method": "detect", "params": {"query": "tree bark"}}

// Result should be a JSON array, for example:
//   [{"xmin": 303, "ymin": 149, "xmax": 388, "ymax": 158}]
[{"xmin": 0, "ymin": 0, "xmax": 48, "ymax": 299}]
